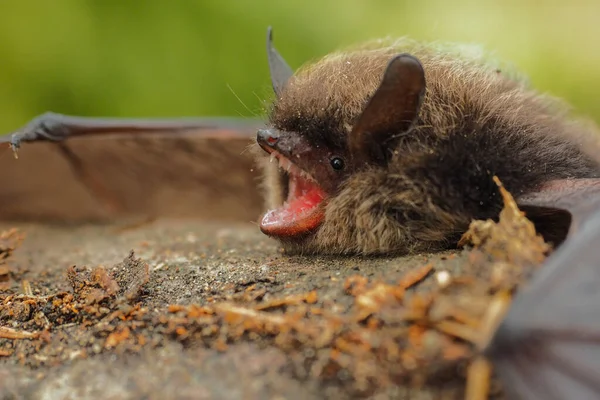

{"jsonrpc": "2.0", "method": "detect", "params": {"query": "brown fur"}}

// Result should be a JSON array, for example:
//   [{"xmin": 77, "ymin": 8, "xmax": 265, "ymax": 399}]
[{"xmin": 256, "ymin": 38, "xmax": 600, "ymax": 255}]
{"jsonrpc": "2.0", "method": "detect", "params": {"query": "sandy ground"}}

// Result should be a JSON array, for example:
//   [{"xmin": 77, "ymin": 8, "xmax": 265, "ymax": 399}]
[{"xmin": 1, "ymin": 207, "xmax": 544, "ymax": 399}]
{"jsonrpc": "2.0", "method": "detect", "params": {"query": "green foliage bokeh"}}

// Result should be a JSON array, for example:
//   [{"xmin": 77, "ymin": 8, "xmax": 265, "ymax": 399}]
[{"xmin": 1, "ymin": 0, "xmax": 599, "ymax": 133}]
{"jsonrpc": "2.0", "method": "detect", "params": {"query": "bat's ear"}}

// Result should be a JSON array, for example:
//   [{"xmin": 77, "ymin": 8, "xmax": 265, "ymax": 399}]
[
  {"xmin": 266, "ymin": 27, "xmax": 293, "ymax": 97},
  {"xmin": 349, "ymin": 54, "xmax": 426, "ymax": 168}
]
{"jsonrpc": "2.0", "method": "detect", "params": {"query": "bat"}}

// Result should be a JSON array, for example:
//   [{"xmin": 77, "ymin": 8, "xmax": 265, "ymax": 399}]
[
  {"xmin": 256, "ymin": 29, "xmax": 600, "ymax": 256},
  {"xmin": 3, "ymin": 28, "xmax": 600, "ymax": 399}
]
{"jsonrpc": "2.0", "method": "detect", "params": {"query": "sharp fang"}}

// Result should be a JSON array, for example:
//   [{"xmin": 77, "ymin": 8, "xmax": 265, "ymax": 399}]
[{"xmin": 269, "ymin": 150, "xmax": 317, "ymax": 183}]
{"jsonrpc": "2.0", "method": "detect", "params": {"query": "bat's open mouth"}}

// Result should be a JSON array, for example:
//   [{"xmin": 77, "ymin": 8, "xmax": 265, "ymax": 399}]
[{"xmin": 260, "ymin": 150, "xmax": 327, "ymax": 238}]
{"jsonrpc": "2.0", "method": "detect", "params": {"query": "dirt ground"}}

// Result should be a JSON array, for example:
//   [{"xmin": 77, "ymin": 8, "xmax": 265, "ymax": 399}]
[{"xmin": 0, "ymin": 191, "xmax": 548, "ymax": 400}]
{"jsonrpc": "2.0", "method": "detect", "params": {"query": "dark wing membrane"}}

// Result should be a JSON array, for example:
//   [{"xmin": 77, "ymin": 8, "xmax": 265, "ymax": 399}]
[
  {"xmin": 491, "ymin": 356, "xmax": 540, "ymax": 400},
  {"xmin": 506, "ymin": 195, "xmax": 600, "ymax": 333},
  {"xmin": 517, "ymin": 178, "xmax": 600, "ymax": 240},
  {"xmin": 488, "ymin": 188, "xmax": 600, "ymax": 399},
  {"xmin": 0, "ymin": 113, "xmax": 264, "ymax": 146},
  {"xmin": 544, "ymin": 339, "xmax": 600, "ymax": 391},
  {"xmin": 493, "ymin": 341, "xmax": 600, "ymax": 400},
  {"xmin": 0, "ymin": 115, "xmax": 264, "ymax": 223}
]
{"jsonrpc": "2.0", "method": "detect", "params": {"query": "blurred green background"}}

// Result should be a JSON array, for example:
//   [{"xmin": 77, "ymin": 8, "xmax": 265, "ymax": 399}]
[{"xmin": 0, "ymin": 0, "xmax": 599, "ymax": 133}]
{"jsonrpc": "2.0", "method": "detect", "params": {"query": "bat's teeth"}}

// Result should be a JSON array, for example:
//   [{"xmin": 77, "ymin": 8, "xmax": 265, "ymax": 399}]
[
  {"xmin": 300, "ymin": 169, "xmax": 312, "ymax": 182},
  {"xmin": 269, "ymin": 151, "xmax": 318, "ymax": 184}
]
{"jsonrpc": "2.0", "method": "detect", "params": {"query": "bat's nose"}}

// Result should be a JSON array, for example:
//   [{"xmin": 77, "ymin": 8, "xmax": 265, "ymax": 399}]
[{"xmin": 257, "ymin": 128, "xmax": 280, "ymax": 150}]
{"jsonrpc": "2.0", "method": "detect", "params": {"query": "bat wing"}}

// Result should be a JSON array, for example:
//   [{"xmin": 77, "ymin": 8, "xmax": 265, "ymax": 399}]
[
  {"xmin": 487, "ymin": 180, "xmax": 600, "ymax": 399},
  {"xmin": 517, "ymin": 178, "xmax": 600, "ymax": 241},
  {"xmin": 491, "ymin": 343, "xmax": 600, "ymax": 400},
  {"xmin": 0, "ymin": 113, "xmax": 265, "ymax": 223}
]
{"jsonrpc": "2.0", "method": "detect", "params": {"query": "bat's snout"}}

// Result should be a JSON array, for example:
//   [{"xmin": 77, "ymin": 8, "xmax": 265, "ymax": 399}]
[{"xmin": 257, "ymin": 128, "xmax": 280, "ymax": 153}]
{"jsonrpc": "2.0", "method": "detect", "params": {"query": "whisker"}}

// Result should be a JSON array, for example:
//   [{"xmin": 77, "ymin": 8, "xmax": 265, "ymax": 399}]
[
  {"xmin": 226, "ymin": 84, "xmax": 257, "ymax": 117},
  {"xmin": 240, "ymin": 142, "xmax": 257, "ymax": 156},
  {"xmin": 252, "ymin": 91, "xmax": 270, "ymax": 110}
]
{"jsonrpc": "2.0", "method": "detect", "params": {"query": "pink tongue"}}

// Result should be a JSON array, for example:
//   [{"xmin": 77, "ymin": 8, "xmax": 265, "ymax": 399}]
[{"xmin": 260, "ymin": 173, "xmax": 327, "ymax": 237}]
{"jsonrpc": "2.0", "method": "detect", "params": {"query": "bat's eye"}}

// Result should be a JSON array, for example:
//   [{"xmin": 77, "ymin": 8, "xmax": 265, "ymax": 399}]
[{"xmin": 330, "ymin": 157, "xmax": 345, "ymax": 171}]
